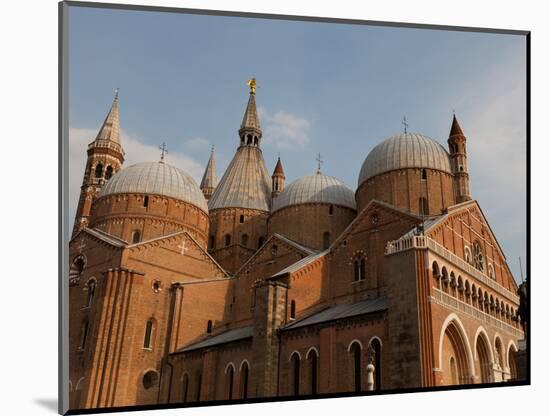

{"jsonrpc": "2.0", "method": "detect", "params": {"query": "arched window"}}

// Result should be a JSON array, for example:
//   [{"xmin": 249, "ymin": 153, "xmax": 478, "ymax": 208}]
[
  {"xmin": 131, "ymin": 230, "xmax": 141, "ymax": 244},
  {"xmin": 94, "ymin": 163, "xmax": 103, "ymax": 178},
  {"xmin": 143, "ymin": 319, "xmax": 154, "ymax": 349},
  {"xmin": 354, "ymin": 257, "xmax": 366, "ymax": 281},
  {"xmin": 258, "ymin": 236, "xmax": 265, "ymax": 248},
  {"xmin": 79, "ymin": 319, "xmax": 89, "ymax": 350},
  {"xmin": 182, "ymin": 374, "xmax": 189, "ymax": 403},
  {"xmin": 329, "ymin": 205, "xmax": 334, "ymax": 215},
  {"xmin": 241, "ymin": 234, "xmax": 249, "ymax": 247},
  {"xmin": 488, "ymin": 263, "xmax": 495, "ymax": 279},
  {"xmin": 209, "ymin": 235, "xmax": 215, "ymax": 250},
  {"xmin": 370, "ymin": 338, "xmax": 382, "ymax": 390},
  {"xmin": 350, "ymin": 342, "xmax": 362, "ymax": 392},
  {"xmin": 143, "ymin": 195, "xmax": 149, "ymax": 208},
  {"xmin": 290, "ymin": 300, "xmax": 296, "ymax": 320},
  {"xmin": 105, "ymin": 165, "xmax": 113, "ymax": 180},
  {"xmin": 142, "ymin": 370, "xmax": 159, "ymax": 390},
  {"xmin": 291, "ymin": 352, "xmax": 300, "ymax": 396},
  {"xmin": 473, "ymin": 241, "xmax": 484, "ymax": 272},
  {"xmin": 421, "ymin": 169, "xmax": 427, "ymax": 180},
  {"xmin": 239, "ymin": 214, "xmax": 245, "ymax": 223},
  {"xmin": 86, "ymin": 279, "xmax": 96, "ymax": 307},
  {"xmin": 247, "ymin": 134, "xmax": 252, "ymax": 145},
  {"xmin": 207, "ymin": 320, "xmax": 213, "ymax": 333},
  {"xmin": 225, "ymin": 234, "xmax": 231, "ymax": 246},
  {"xmin": 419, "ymin": 197, "xmax": 429, "ymax": 216},
  {"xmin": 323, "ymin": 232, "xmax": 331, "ymax": 249},
  {"xmin": 226, "ymin": 365, "xmax": 234, "ymax": 400},
  {"xmin": 240, "ymin": 362, "xmax": 249, "ymax": 399},
  {"xmin": 307, "ymin": 349, "xmax": 318, "ymax": 395},
  {"xmin": 464, "ymin": 246, "xmax": 472, "ymax": 264},
  {"xmin": 253, "ymin": 137, "xmax": 258, "ymax": 146}
]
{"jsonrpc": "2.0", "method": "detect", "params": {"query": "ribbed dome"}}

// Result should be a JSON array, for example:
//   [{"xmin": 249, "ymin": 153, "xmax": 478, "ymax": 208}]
[
  {"xmin": 99, "ymin": 161, "xmax": 208, "ymax": 213},
  {"xmin": 358, "ymin": 133, "xmax": 452, "ymax": 187},
  {"xmin": 272, "ymin": 172, "xmax": 356, "ymax": 213}
]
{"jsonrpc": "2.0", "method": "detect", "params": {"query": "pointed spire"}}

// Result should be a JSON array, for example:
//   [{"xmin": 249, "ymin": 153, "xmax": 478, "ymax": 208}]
[
  {"xmin": 94, "ymin": 89, "xmax": 121, "ymax": 144},
  {"xmin": 239, "ymin": 79, "xmax": 262, "ymax": 146},
  {"xmin": 200, "ymin": 145, "xmax": 217, "ymax": 200},
  {"xmin": 449, "ymin": 113, "xmax": 465, "ymax": 137},
  {"xmin": 240, "ymin": 91, "xmax": 261, "ymax": 131},
  {"xmin": 273, "ymin": 156, "xmax": 285, "ymax": 176}
]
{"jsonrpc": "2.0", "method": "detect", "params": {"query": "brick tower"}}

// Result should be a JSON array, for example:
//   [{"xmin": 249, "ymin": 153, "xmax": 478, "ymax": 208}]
[
  {"xmin": 72, "ymin": 91, "xmax": 125, "ymax": 237},
  {"xmin": 271, "ymin": 156, "xmax": 285, "ymax": 201},
  {"xmin": 447, "ymin": 114, "xmax": 471, "ymax": 203}
]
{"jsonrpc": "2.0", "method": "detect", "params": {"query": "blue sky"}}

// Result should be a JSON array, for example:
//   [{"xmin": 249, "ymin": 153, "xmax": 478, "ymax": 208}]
[{"xmin": 68, "ymin": 6, "xmax": 527, "ymax": 282}]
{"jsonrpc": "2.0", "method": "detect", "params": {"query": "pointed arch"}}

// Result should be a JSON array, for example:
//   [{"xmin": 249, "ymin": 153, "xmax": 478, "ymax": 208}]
[
  {"xmin": 239, "ymin": 360, "xmax": 250, "ymax": 399},
  {"xmin": 473, "ymin": 327, "xmax": 493, "ymax": 383},
  {"xmin": 437, "ymin": 313, "xmax": 474, "ymax": 382},
  {"xmin": 347, "ymin": 339, "xmax": 363, "ymax": 352}
]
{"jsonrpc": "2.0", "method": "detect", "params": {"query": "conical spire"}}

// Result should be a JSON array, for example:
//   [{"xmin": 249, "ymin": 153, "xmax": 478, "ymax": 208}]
[
  {"xmin": 273, "ymin": 156, "xmax": 285, "ymax": 176},
  {"xmin": 94, "ymin": 89, "xmax": 121, "ymax": 144},
  {"xmin": 449, "ymin": 114, "xmax": 465, "ymax": 138},
  {"xmin": 200, "ymin": 146, "xmax": 217, "ymax": 200},
  {"xmin": 238, "ymin": 78, "xmax": 262, "ymax": 145}
]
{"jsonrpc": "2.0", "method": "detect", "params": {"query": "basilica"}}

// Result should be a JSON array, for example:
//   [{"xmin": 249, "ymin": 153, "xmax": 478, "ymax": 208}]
[{"xmin": 68, "ymin": 80, "xmax": 524, "ymax": 409}]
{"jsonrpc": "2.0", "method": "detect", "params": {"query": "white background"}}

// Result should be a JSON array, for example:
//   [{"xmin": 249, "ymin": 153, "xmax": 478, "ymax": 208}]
[{"xmin": 1, "ymin": 0, "xmax": 546, "ymax": 414}]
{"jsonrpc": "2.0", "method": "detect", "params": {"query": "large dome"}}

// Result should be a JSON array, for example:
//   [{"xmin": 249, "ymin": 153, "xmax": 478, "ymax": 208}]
[
  {"xmin": 358, "ymin": 133, "xmax": 452, "ymax": 187},
  {"xmin": 99, "ymin": 161, "xmax": 208, "ymax": 213},
  {"xmin": 272, "ymin": 172, "xmax": 356, "ymax": 213}
]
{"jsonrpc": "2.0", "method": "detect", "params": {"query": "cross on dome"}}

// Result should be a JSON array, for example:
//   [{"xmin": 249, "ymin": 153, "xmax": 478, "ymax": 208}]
[{"xmin": 159, "ymin": 142, "xmax": 168, "ymax": 162}]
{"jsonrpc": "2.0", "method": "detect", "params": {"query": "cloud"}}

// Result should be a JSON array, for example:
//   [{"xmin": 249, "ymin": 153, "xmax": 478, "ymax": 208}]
[
  {"xmin": 454, "ymin": 54, "xmax": 526, "ymax": 280},
  {"xmin": 183, "ymin": 137, "xmax": 209, "ymax": 150},
  {"xmin": 68, "ymin": 127, "xmax": 204, "ymax": 232},
  {"xmin": 258, "ymin": 107, "xmax": 311, "ymax": 149}
]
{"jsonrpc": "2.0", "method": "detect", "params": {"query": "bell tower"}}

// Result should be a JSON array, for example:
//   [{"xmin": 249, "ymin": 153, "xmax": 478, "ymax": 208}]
[
  {"xmin": 238, "ymin": 78, "xmax": 262, "ymax": 148},
  {"xmin": 447, "ymin": 114, "xmax": 471, "ymax": 203},
  {"xmin": 72, "ymin": 90, "xmax": 125, "ymax": 237},
  {"xmin": 271, "ymin": 156, "xmax": 285, "ymax": 200}
]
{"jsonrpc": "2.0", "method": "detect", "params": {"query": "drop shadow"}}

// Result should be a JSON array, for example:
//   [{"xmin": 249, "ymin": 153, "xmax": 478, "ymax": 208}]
[{"xmin": 34, "ymin": 398, "xmax": 58, "ymax": 413}]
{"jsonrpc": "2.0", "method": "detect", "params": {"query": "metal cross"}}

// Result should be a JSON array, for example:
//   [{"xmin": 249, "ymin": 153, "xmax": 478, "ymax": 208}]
[
  {"xmin": 159, "ymin": 142, "xmax": 168, "ymax": 162},
  {"xmin": 316, "ymin": 153, "xmax": 323, "ymax": 172},
  {"xmin": 177, "ymin": 240, "xmax": 189, "ymax": 256},
  {"xmin": 77, "ymin": 239, "xmax": 86, "ymax": 253},
  {"xmin": 402, "ymin": 115, "xmax": 409, "ymax": 134}
]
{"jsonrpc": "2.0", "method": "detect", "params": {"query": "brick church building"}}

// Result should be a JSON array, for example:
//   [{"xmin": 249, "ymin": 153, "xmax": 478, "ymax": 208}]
[{"xmin": 68, "ymin": 81, "xmax": 524, "ymax": 409}]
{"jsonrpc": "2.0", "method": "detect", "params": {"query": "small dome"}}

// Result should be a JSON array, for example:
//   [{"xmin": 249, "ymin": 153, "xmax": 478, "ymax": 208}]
[
  {"xmin": 358, "ymin": 133, "xmax": 452, "ymax": 187},
  {"xmin": 272, "ymin": 172, "xmax": 356, "ymax": 213},
  {"xmin": 99, "ymin": 161, "xmax": 208, "ymax": 213}
]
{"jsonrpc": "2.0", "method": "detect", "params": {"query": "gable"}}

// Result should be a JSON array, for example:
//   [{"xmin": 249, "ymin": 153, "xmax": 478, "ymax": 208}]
[
  {"xmin": 426, "ymin": 200, "xmax": 518, "ymax": 291},
  {"xmin": 235, "ymin": 234, "xmax": 316, "ymax": 281},
  {"xmin": 330, "ymin": 199, "xmax": 421, "ymax": 253},
  {"xmin": 124, "ymin": 231, "xmax": 228, "ymax": 281}
]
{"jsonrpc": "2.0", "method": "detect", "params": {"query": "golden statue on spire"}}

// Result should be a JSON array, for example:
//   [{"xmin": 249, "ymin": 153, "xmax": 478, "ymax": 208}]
[{"xmin": 247, "ymin": 78, "xmax": 257, "ymax": 94}]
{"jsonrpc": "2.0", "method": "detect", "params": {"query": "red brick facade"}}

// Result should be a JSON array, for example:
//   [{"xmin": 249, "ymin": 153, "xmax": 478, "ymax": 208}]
[{"xmin": 68, "ymin": 96, "xmax": 524, "ymax": 410}]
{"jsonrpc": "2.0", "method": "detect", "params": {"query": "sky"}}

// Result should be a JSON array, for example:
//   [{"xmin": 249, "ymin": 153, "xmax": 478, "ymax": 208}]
[{"xmin": 68, "ymin": 6, "xmax": 527, "ymax": 282}]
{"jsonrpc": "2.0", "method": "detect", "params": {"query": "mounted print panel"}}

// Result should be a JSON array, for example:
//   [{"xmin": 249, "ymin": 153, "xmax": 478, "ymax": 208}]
[{"xmin": 60, "ymin": 2, "xmax": 529, "ymax": 414}]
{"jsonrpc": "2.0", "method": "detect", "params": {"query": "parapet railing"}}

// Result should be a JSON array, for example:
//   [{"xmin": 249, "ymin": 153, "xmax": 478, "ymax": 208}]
[
  {"xmin": 385, "ymin": 234, "xmax": 519, "ymax": 303},
  {"xmin": 432, "ymin": 288, "xmax": 523, "ymax": 339}
]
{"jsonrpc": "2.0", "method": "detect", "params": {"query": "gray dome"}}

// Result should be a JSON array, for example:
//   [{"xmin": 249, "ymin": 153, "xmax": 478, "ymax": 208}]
[
  {"xmin": 358, "ymin": 133, "xmax": 452, "ymax": 187},
  {"xmin": 272, "ymin": 172, "xmax": 356, "ymax": 213},
  {"xmin": 99, "ymin": 161, "xmax": 208, "ymax": 213}
]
